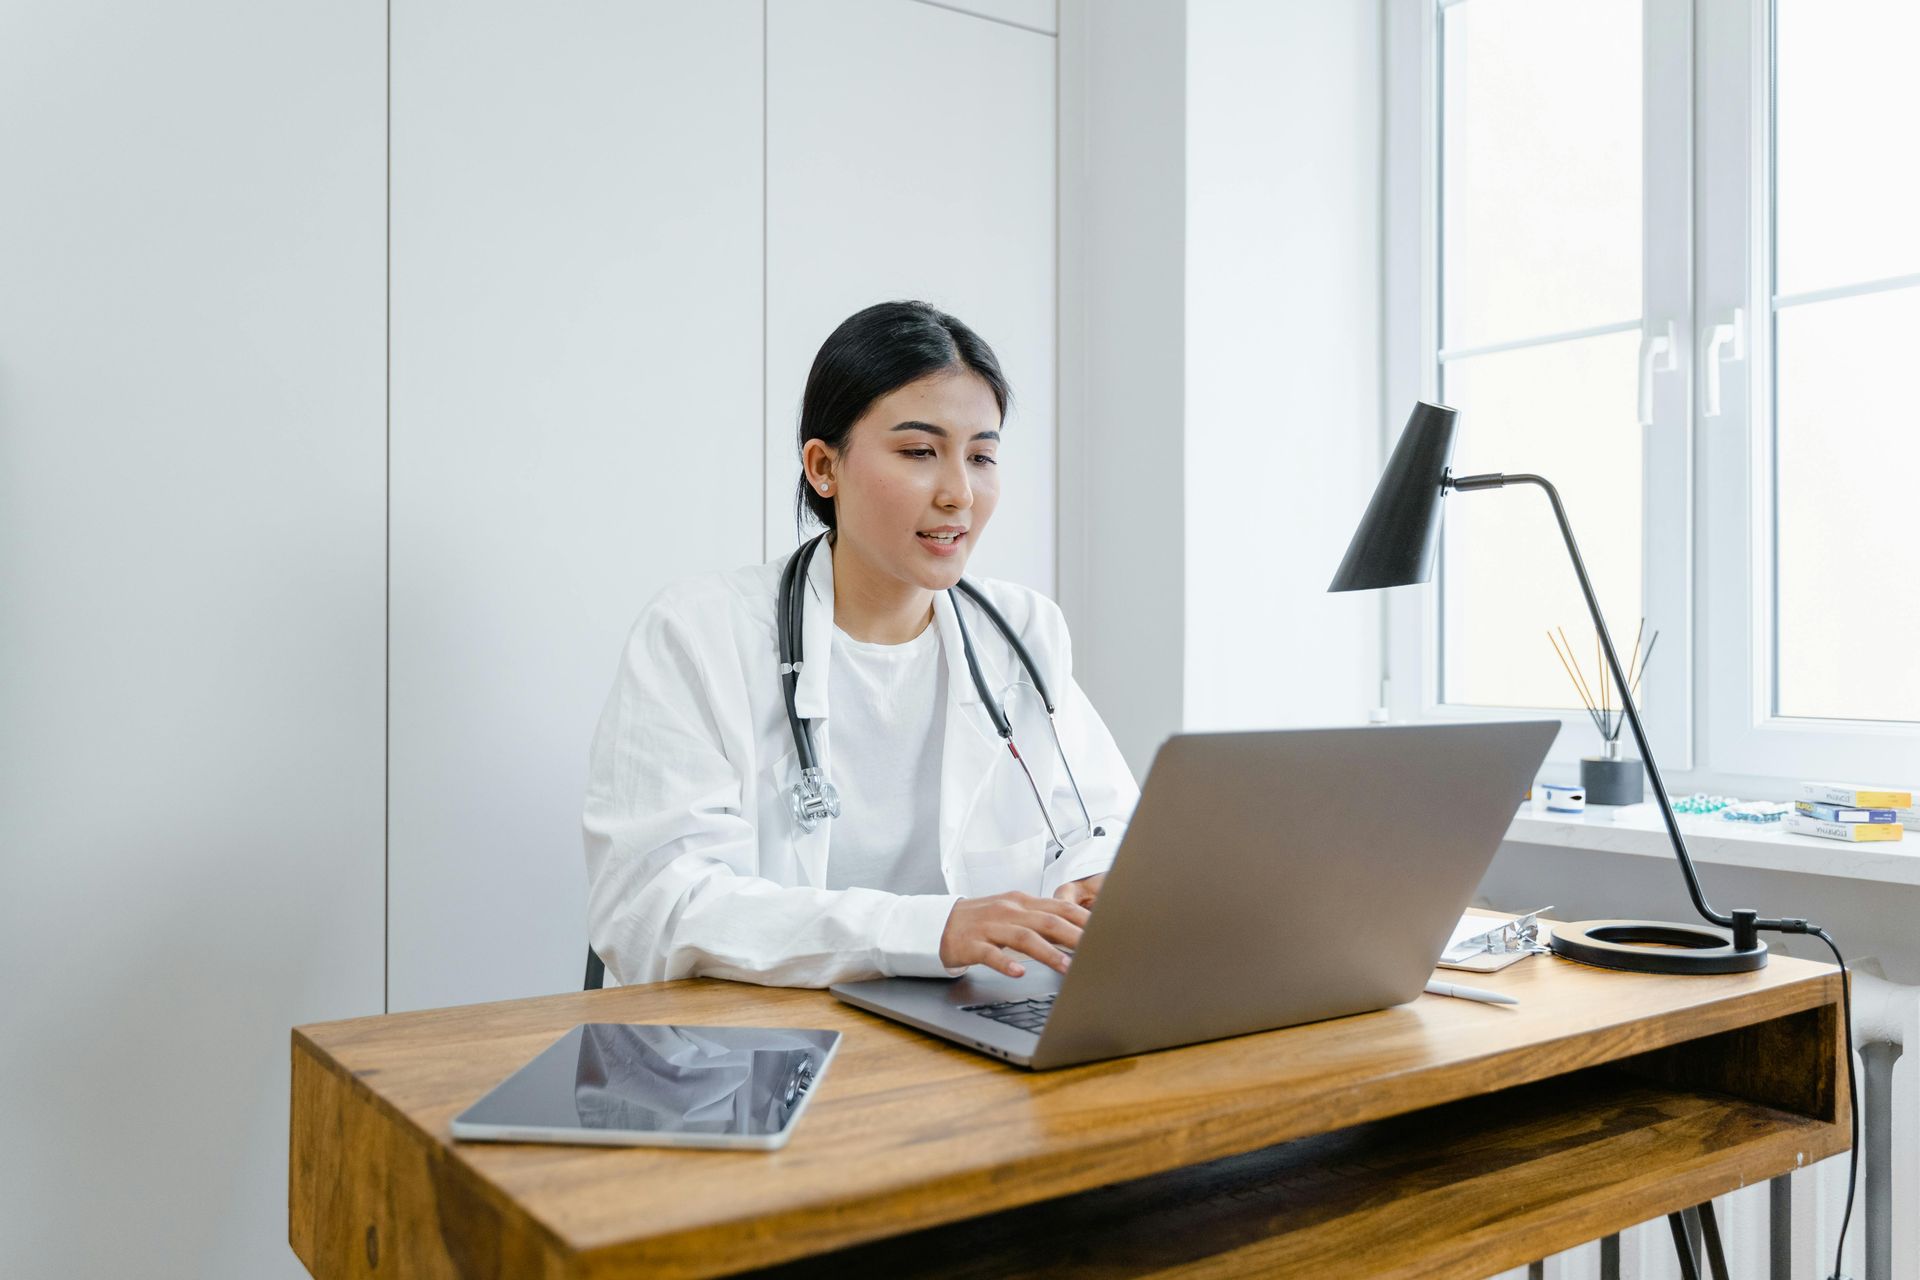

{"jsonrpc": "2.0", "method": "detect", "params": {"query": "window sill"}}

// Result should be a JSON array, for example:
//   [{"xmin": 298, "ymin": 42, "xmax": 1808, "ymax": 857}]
[{"xmin": 1505, "ymin": 801, "xmax": 1920, "ymax": 888}]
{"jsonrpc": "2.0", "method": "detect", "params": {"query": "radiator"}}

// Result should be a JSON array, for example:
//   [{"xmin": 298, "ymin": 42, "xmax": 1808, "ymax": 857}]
[{"xmin": 1484, "ymin": 972, "xmax": 1918, "ymax": 1280}]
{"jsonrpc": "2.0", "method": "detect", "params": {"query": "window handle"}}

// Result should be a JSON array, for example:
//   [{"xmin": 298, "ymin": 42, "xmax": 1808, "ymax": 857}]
[
  {"xmin": 1637, "ymin": 320, "xmax": 1677, "ymax": 426},
  {"xmin": 1700, "ymin": 308, "xmax": 1747, "ymax": 419}
]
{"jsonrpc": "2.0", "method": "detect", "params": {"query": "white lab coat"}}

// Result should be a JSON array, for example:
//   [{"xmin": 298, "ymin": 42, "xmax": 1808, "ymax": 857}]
[{"xmin": 583, "ymin": 541, "xmax": 1140, "ymax": 989}]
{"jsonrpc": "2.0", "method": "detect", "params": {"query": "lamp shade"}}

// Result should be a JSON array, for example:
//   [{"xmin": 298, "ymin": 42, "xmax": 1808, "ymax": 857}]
[{"xmin": 1327, "ymin": 401, "xmax": 1459, "ymax": 592}]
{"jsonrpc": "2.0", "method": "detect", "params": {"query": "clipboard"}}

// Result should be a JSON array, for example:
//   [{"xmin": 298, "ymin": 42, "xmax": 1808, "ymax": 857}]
[{"xmin": 1437, "ymin": 908, "xmax": 1551, "ymax": 973}]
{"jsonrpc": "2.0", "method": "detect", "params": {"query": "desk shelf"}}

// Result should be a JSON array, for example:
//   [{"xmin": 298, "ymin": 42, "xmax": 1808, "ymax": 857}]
[{"xmin": 740, "ymin": 1069, "xmax": 1830, "ymax": 1279}]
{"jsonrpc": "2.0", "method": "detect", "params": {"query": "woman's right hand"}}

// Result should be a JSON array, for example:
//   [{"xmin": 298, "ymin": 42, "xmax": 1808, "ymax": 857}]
[{"xmin": 938, "ymin": 893, "xmax": 1090, "ymax": 977}]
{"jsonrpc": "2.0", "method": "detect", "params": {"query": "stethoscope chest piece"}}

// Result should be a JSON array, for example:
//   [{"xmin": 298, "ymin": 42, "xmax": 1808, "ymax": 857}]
[{"xmin": 789, "ymin": 766, "xmax": 841, "ymax": 833}]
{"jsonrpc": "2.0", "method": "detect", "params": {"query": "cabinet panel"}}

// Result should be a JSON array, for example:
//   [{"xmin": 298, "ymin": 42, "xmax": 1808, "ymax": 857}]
[
  {"xmin": 0, "ymin": 3, "xmax": 384, "ymax": 1275},
  {"xmin": 765, "ymin": 0, "xmax": 1057, "ymax": 595},
  {"xmin": 913, "ymin": 0, "xmax": 1057, "ymax": 35},
  {"xmin": 388, "ymin": 1, "xmax": 764, "ymax": 1012}
]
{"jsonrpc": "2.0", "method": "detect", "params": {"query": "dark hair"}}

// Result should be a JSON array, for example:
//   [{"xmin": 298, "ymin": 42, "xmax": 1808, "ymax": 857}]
[{"xmin": 795, "ymin": 300, "xmax": 1011, "ymax": 534}]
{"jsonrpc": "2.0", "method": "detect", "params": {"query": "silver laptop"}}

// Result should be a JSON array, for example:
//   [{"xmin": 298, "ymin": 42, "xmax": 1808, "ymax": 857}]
[{"xmin": 831, "ymin": 721, "xmax": 1556, "ymax": 1070}]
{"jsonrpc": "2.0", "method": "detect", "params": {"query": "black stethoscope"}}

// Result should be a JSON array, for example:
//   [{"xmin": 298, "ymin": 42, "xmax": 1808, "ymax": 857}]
[{"xmin": 776, "ymin": 532, "xmax": 1102, "ymax": 859}]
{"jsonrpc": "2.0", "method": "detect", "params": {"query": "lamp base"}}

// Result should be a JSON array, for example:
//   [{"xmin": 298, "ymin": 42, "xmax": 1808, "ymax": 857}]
[{"xmin": 1549, "ymin": 919, "xmax": 1769, "ymax": 975}]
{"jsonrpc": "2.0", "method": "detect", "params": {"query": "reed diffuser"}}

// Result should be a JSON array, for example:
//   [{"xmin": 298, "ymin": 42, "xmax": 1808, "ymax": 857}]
[{"xmin": 1547, "ymin": 619, "xmax": 1659, "ymax": 805}]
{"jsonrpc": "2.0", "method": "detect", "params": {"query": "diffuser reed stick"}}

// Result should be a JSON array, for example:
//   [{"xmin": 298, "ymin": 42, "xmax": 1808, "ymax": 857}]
[{"xmin": 1548, "ymin": 620, "xmax": 1659, "ymax": 743}]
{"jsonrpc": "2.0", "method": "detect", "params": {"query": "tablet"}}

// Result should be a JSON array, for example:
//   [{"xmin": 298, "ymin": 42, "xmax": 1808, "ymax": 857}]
[{"xmin": 450, "ymin": 1023, "xmax": 841, "ymax": 1150}]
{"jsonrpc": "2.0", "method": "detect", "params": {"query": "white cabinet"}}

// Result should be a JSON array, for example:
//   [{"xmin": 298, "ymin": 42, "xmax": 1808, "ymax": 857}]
[
  {"xmin": 387, "ymin": 1, "xmax": 765, "ymax": 1012},
  {"xmin": 764, "ymin": 0, "xmax": 1057, "ymax": 595},
  {"xmin": 918, "ymin": 0, "xmax": 1058, "ymax": 34},
  {"xmin": 1, "ymin": 3, "xmax": 1060, "ymax": 1273},
  {"xmin": 387, "ymin": 0, "xmax": 1060, "ymax": 1015},
  {"xmin": 0, "ymin": 5, "xmax": 384, "ymax": 1276}
]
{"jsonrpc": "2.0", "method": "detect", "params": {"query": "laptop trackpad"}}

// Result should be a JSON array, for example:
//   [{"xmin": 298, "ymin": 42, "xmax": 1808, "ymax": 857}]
[{"xmin": 943, "ymin": 963, "xmax": 1064, "ymax": 1008}]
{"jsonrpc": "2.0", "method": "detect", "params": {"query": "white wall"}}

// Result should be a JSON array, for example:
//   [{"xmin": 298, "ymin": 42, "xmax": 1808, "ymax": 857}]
[
  {"xmin": 0, "ymin": 3, "xmax": 385, "ymax": 1276},
  {"xmin": 1059, "ymin": 0, "xmax": 1385, "ymax": 778},
  {"xmin": 1184, "ymin": 0, "xmax": 1384, "ymax": 733},
  {"xmin": 1058, "ymin": 0, "xmax": 1190, "ymax": 777}
]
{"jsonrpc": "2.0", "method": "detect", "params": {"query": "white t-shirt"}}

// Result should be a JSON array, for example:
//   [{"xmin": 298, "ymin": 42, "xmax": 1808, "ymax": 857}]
[{"xmin": 821, "ymin": 618, "xmax": 949, "ymax": 896}]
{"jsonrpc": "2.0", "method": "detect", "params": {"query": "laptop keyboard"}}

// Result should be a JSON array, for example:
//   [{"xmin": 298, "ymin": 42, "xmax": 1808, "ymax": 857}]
[{"xmin": 961, "ymin": 993, "xmax": 1056, "ymax": 1035}]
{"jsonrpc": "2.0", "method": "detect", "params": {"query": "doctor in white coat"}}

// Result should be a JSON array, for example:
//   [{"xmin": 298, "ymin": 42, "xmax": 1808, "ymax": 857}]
[{"xmin": 584, "ymin": 300, "xmax": 1140, "ymax": 989}]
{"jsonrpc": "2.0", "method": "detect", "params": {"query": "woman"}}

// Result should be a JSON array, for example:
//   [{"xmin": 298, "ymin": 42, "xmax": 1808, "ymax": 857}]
[{"xmin": 584, "ymin": 300, "xmax": 1139, "ymax": 988}]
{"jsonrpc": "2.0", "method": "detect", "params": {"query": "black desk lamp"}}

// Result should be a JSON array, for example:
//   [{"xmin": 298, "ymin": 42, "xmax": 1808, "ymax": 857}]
[{"xmin": 1329, "ymin": 401, "xmax": 1810, "ymax": 974}]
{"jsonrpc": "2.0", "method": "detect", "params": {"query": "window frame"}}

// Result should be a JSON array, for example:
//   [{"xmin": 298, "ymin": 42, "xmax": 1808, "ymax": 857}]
[
  {"xmin": 1385, "ymin": 0, "xmax": 1920, "ymax": 793},
  {"xmin": 1695, "ymin": 0, "xmax": 1920, "ymax": 784},
  {"xmin": 1383, "ymin": 0, "xmax": 1694, "ymax": 777}
]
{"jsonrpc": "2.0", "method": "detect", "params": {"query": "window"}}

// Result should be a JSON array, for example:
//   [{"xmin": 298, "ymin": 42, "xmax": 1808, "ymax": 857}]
[
  {"xmin": 1436, "ymin": 0, "xmax": 1645, "ymax": 713},
  {"xmin": 1768, "ymin": 0, "xmax": 1920, "ymax": 724},
  {"xmin": 1388, "ymin": 0, "xmax": 1920, "ymax": 787}
]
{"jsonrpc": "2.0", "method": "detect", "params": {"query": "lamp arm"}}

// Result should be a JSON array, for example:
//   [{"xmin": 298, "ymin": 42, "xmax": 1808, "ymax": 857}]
[{"xmin": 1446, "ymin": 471, "xmax": 1810, "ymax": 944}]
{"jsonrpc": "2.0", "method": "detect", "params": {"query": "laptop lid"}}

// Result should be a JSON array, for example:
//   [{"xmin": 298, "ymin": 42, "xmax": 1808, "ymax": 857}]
[{"xmin": 1024, "ymin": 720, "xmax": 1557, "ymax": 1068}]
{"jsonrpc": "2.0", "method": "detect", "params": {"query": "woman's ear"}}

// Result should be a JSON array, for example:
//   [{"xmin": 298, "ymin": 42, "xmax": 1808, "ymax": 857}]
[{"xmin": 801, "ymin": 440, "xmax": 837, "ymax": 495}]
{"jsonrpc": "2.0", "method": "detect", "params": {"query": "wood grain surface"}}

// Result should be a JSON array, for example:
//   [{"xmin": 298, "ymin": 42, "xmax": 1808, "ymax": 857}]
[
  {"xmin": 289, "ymin": 939, "xmax": 1847, "ymax": 1279},
  {"xmin": 737, "ymin": 1070, "xmax": 1839, "ymax": 1280}
]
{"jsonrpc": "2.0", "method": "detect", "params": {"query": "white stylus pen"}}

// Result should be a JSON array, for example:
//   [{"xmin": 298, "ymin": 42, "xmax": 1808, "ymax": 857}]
[{"xmin": 1424, "ymin": 978, "xmax": 1518, "ymax": 1006}]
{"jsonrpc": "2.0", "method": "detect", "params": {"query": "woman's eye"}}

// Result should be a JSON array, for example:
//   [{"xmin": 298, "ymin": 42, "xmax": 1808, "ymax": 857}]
[{"xmin": 900, "ymin": 447, "xmax": 994, "ymax": 465}]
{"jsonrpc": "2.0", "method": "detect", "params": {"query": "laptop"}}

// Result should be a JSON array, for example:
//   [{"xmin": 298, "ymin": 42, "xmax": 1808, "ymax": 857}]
[{"xmin": 831, "ymin": 720, "xmax": 1556, "ymax": 1070}]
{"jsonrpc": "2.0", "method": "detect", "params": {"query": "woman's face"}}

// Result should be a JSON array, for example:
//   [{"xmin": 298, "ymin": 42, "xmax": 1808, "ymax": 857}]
[{"xmin": 804, "ymin": 369, "xmax": 1003, "ymax": 592}]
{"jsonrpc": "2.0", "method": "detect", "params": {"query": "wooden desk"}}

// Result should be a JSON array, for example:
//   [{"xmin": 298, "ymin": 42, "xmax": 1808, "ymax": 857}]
[{"xmin": 289, "ymin": 941, "xmax": 1848, "ymax": 1279}]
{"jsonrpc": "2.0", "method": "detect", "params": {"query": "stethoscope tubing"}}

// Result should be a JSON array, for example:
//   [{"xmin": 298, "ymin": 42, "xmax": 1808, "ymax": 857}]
[
  {"xmin": 777, "ymin": 532, "xmax": 1097, "ymax": 847},
  {"xmin": 777, "ymin": 532, "xmax": 825, "ymax": 773}
]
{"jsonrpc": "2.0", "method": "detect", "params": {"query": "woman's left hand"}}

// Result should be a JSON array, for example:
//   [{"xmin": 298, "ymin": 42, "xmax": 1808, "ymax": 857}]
[{"xmin": 1051, "ymin": 873, "xmax": 1105, "ymax": 909}]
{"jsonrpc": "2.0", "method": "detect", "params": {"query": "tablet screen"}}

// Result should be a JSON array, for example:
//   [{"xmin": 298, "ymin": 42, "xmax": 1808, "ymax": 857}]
[{"xmin": 452, "ymin": 1023, "xmax": 840, "ymax": 1146}]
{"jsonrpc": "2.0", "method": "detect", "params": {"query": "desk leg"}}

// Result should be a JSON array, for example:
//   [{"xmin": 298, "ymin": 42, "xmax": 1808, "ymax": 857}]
[
  {"xmin": 1526, "ymin": 1262, "xmax": 1543, "ymax": 1280},
  {"xmin": 1680, "ymin": 1207, "xmax": 1717, "ymax": 1280},
  {"xmin": 1770, "ymin": 1175, "xmax": 1793, "ymax": 1280},
  {"xmin": 1669, "ymin": 1213, "xmax": 1702, "ymax": 1280},
  {"xmin": 1696, "ymin": 1201, "xmax": 1731, "ymax": 1280},
  {"xmin": 1599, "ymin": 1233, "xmax": 1620, "ymax": 1280}
]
